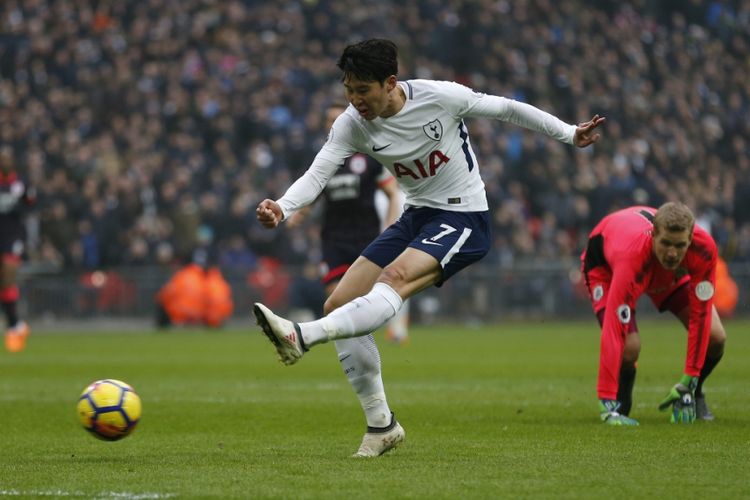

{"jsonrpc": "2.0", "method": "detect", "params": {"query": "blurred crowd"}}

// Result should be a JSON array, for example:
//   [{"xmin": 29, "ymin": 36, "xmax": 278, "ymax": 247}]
[{"xmin": 2, "ymin": 0, "xmax": 750, "ymax": 276}]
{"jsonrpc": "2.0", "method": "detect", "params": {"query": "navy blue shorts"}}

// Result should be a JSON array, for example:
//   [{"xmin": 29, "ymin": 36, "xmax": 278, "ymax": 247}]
[{"xmin": 361, "ymin": 207, "xmax": 490, "ymax": 287}]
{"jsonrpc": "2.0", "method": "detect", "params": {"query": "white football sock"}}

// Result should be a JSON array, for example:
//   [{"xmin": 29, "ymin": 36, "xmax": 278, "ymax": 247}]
[
  {"xmin": 300, "ymin": 282, "xmax": 403, "ymax": 347},
  {"xmin": 335, "ymin": 335, "xmax": 391, "ymax": 428}
]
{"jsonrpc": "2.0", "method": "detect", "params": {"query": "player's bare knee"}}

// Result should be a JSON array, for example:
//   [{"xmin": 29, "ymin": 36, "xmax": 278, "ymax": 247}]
[
  {"xmin": 623, "ymin": 334, "xmax": 641, "ymax": 363},
  {"xmin": 622, "ymin": 351, "xmax": 640, "ymax": 364},
  {"xmin": 323, "ymin": 296, "xmax": 341, "ymax": 315},
  {"xmin": 709, "ymin": 324, "xmax": 727, "ymax": 349},
  {"xmin": 378, "ymin": 266, "xmax": 407, "ymax": 289}
]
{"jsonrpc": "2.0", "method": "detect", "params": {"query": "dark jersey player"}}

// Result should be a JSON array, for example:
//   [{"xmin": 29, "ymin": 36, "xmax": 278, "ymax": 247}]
[
  {"xmin": 322, "ymin": 148, "xmax": 410, "ymax": 344},
  {"xmin": 0, "ymin": 146, "xmax": 35, "ymax": 352},
  {"xmin": 319, "ymin": 153, "xmax": 400, "ymax": 287},
  {"xmin": 581, "ymin": 202, "xmax": 726, "ymax": 425},
  {"xmin": 288, "ymin": 103, "xmax": 402, "ymax": 292}
]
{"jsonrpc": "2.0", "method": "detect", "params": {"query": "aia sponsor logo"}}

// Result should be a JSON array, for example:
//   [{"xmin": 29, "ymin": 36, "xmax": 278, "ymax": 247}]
[{"xmin": 394, "ymin": 150, "xmax": 450, "ymax": 179}]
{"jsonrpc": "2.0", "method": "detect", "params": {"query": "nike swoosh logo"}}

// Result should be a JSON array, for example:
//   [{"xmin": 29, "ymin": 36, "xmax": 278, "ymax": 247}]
[
  {"xmin": 421, "ymin": 238, "xmax": 443, "ymax": 246},
  {"xmin": 372, "ymin": 143, "xmax": 392, "ymax": 152},
  {"xmin": 339, "ymin": 354, "xmax": 351, "ymax": 362}
]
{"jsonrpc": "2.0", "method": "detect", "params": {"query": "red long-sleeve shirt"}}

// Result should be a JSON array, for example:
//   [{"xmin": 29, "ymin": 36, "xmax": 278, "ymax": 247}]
[{"xmin": 582, "ymin": 206, "xmax": 716, "ymax": 400}]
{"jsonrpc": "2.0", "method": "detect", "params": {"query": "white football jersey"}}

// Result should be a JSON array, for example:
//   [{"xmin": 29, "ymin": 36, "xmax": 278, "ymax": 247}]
[{"xmin": 277, "ymin": 79, "xmax": 576, "ymax": 218}]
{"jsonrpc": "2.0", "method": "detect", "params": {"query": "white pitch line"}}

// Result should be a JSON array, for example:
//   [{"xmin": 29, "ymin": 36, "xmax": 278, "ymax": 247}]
[{"xmin": 0, "ymin": 490, "xmax": 175, "ymax": 499}]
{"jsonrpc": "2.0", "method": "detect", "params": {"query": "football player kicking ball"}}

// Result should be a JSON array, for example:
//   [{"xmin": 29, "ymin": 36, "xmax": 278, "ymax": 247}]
[
  {"xmin": 255, "ymin": 38, "xmax": 605, "ymax": 456},
  {"xmin": 581, "ymin": 203, "xmax": 726, "ymax": 425}
]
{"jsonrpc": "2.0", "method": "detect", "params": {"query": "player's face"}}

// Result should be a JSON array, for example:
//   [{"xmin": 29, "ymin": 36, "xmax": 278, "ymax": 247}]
[
  {"xmin": 652, "ymin": 227, "xmax": 692, "ymax": 270},
  {"xmin": 343, "ymin": 75, "xmax": 395, "ymax": 120}
]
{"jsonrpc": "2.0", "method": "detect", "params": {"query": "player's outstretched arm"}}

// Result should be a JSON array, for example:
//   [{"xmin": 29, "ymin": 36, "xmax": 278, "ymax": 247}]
[
  {"xmin": 256, "ymin": 199, "xmax": 284, "ymax": 229},
  {"xmin": 573, "ymin": 114, "xmax": 606, "ymax": 147}
]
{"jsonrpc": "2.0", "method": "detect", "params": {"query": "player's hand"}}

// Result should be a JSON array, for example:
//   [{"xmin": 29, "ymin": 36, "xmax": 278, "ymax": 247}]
[
  {"xmin": 573, "ymin": 114, "xmax": 606, "ymax": 147},
  {"xmin": 256, "ymin": 199, "xmax": 283, "ymax": 229},
  {"xmin": 658, "ymin": 375, "xmax": 698, "ymax": 424},
  {"xmin": 599, "ymin": 399, "xmax": 639, "ymax": 426}
]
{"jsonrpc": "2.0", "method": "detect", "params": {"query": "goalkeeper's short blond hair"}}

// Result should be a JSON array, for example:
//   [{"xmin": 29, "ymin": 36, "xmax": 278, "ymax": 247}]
[{"xmin": 653, "ymin": 202, "xmax": 695, "ymax": 236}]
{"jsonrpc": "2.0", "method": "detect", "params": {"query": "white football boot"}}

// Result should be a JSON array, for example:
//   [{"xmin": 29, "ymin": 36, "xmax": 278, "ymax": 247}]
[
  {"xmin": 353, "ymin": 414, "xmax": 405, "ymax": 457},
  {"xmin": 253, "ymin": 303, "xmax": 306, "ymax": 365}
]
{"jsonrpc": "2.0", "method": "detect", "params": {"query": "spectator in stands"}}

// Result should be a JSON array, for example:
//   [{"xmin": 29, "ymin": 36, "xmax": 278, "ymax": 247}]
[
  {"xmin": 156, "ymin": 249, "xmax": 234, "ymax": 329},
  {"xmin": 0, "ymin": 0, "xmax": 748, "ymax": 274}
]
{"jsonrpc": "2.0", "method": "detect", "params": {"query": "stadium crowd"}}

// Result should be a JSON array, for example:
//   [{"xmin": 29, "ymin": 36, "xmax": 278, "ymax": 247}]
[{"xmin": 2, "ymin": 0, "xmax": 750, "ymax": 275}]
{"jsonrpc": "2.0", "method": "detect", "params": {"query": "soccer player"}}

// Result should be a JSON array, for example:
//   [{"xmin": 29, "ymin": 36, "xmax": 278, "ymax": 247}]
[
  {"xmin": 254, "ymin": 38, "xmax": 604, "ymax": 456},
  {"xmin": 581, "ymin": 202, "xmax": 726, "ymax": 425},
  {"xmin": 0, "ymin": 146, "xmax": 35, "ymax": 353}
]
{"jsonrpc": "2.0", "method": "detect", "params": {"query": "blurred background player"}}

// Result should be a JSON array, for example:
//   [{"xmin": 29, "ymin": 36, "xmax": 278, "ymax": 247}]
[
  {"xmin": 713, "ymin": 256, "xmax": 738, "ymax": 319},
  {"xmin": 287, "ymin": 102, "xmax": 406, "ymax": 451},
  {"xmin": 0, "ymin": 146, "xmax": 36, "ymax": 352},
  {"xmin": 581, "ymin": 202, "xmax": 726, "ymax": 425},
  {"xmin": 156, "ymin": 248, "xmax": 234, "ymax": 329}
]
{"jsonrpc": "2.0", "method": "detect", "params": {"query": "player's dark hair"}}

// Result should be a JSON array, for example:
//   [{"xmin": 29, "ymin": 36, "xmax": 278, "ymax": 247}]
[
  {"xmin": 337, "ymin": 39, "xmax": 398, "ymax": 83},
  {"xmin": 653, "ymin": 202, "xmax": 695, "ymax": 234}
]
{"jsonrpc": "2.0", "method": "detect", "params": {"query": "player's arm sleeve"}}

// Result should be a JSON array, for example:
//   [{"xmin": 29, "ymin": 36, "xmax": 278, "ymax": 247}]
[
  {"xmin": 597, "ymin": 261, "xmax": 642, "ymax": 400},
  {"xmin": 440, "ymin": 81, "xmax": 576, "ymax": 144},
  {"xmin": 473, "ymin": 95, "xmax": 576, "ymax": 144},
  {"xmin": 684, "ymin": 240, "xmax": 718, "ymax": 376},
  {"xmin": 276, "ymin": 115, "xmax": 358, "ymax": 220}
]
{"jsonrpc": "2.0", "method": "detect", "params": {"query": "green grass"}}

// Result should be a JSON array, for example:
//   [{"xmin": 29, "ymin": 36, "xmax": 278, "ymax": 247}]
[{"xmin": 1, "ymin": 319, "xmax": 749, "ymax": 499}]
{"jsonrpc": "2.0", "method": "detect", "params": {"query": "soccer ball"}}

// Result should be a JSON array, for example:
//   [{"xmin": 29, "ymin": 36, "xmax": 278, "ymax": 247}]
[{"xmin": 77, "ymin": 379, "xmax": 142, "ymax": 441}]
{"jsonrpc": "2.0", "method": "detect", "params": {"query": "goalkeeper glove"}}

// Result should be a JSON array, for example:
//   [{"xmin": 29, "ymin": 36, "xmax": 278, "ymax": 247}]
[
  {"xmin": 658, "ymin": 374, "xmax": 698, "ymax": 424},
  {"xmin": 599, "ymin": 399, "xmax": 639, "ymax": 426}
]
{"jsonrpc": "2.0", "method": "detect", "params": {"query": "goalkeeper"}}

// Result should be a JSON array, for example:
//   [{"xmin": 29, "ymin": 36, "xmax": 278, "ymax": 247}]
[{"xmin": 580, "ymin": 202, "xmax": 726, "ymax": 425}]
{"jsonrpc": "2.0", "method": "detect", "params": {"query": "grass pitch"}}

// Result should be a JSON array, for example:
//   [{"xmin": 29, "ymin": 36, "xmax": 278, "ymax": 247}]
[{"xmin": 1, "ymin": 319, "xmax": 749, "ymax": 499}]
